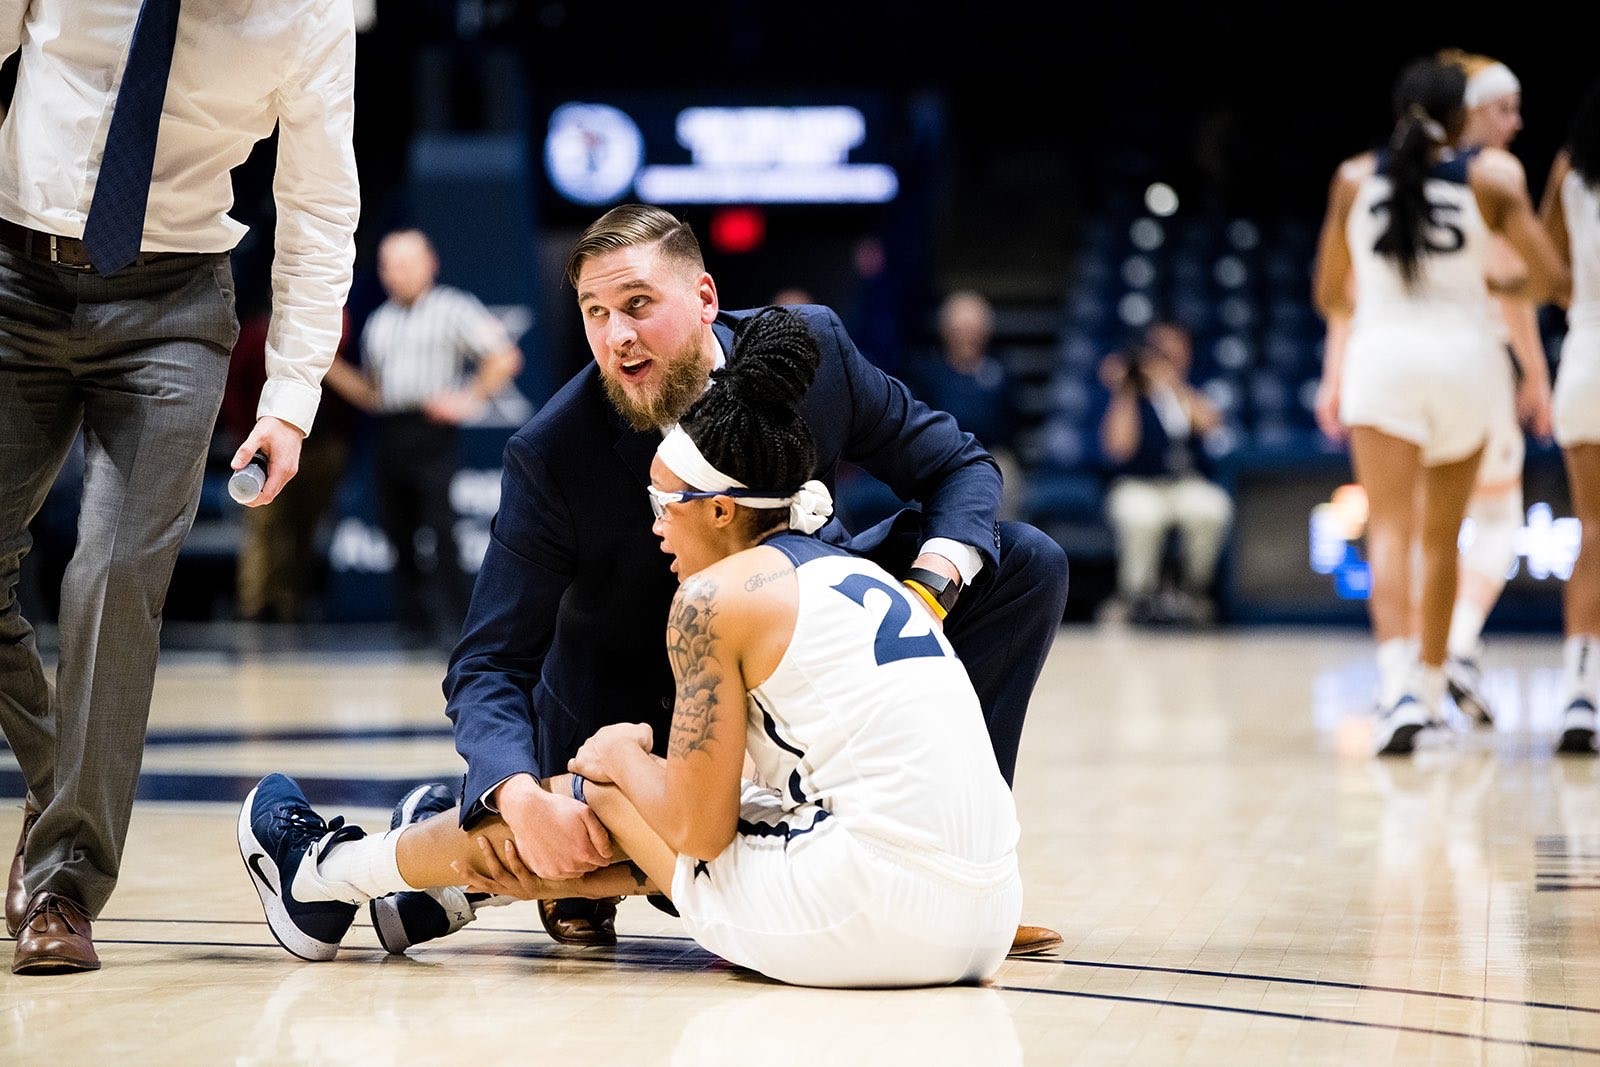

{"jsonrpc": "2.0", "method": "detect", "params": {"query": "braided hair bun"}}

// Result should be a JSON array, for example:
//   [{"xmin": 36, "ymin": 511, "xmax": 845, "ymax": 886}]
[{"xmin": 681, "ymin": 306, "xmax": 820, "ymax": 494}]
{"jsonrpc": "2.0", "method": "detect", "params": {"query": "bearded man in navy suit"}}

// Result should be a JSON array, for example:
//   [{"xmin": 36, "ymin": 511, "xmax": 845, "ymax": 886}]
[{"xmin": 443, "ymin": 204, "xmax": 1068, "ymax": 955}]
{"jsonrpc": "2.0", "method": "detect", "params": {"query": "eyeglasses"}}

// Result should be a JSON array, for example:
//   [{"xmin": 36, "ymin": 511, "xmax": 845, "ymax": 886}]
[
  {"xmin": 646, "ymin": 485, "xmax": 789, "ymax": 519},
  {"xmin": 647, "ymin": 485, "xmax": 725, "ymax": 519}
]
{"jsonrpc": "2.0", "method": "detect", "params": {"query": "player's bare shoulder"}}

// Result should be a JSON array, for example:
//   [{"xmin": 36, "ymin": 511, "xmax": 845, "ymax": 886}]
[
  {"xmin": 682, "ymin": 545, "xmax": 797, "ymax": 681},
  {"xmin": 722, "ymin": 545, "xmax": 796, "ymax": 602},
  {"xmin": 1469, "ymin": 146, "xmax": 1529, "ymax": 195},
  {"xmin": 1337, "ymin": 151, "xmax": 1378, "ymax": 187},
  {"xmin": 1329, "ymin": 152, "xmax": 1376, "ymax": 213},
  {"xmin": 694, "ymin": 545, "xmax": 796, "ymax": 619}
]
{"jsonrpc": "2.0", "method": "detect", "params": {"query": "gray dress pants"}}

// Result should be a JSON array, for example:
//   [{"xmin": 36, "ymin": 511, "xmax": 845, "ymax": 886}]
[{"xmin": 0, "ymin": 244, "xmax": 238, "ymax": 916}]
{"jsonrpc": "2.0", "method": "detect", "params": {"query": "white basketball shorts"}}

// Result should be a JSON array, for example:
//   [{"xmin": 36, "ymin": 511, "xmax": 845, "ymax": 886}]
[
  {"xmin": 1555, "ymin": 325, "xmax": 1600, "ymax": 448},
  {"xmin": 1341, "ymin": 321, "xmax": 1498, "ymax": 466},
  {"xmin": 671, "ymin": 782, "xmax": 1022, "ymax": 989}
]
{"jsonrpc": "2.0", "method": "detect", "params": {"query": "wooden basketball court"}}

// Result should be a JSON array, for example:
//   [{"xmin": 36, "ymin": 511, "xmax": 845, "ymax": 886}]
[{"xmin": 4, "ymin": 624, "xmax": 1599, "ymax": 1062}]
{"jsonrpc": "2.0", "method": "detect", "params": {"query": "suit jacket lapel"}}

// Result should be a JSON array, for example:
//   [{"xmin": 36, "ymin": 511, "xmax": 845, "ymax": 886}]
[{"xmin": 613, "ymin": 423, "xmax": 658, "ymax": 487}]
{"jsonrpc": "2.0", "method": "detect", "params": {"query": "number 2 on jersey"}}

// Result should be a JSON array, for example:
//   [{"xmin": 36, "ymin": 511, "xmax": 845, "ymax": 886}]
[{"xmin": 831, "ymin": 574, "xmax": 948, "ymax": 666}]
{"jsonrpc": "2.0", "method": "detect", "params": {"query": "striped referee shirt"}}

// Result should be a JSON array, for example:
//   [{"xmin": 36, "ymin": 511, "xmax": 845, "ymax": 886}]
[{"xmin": 360, "ymin": 284, "xmax": 511, "ymax": 413}]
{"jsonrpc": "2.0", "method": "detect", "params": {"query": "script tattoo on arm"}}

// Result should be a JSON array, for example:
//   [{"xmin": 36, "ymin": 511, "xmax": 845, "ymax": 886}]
[
  {"xmin": 744, "ymin": 566, "xmax": 793, "ymax": 593},
  {"xmin": 667, "ymin": 577, "xmax": 722, "ymax": 760}
]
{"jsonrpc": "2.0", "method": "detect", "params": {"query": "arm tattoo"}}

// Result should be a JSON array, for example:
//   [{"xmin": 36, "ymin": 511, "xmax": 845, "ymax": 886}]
[
  {"xmin": 667, "ymin": 577, "xmax": 723, "ymax": 760},
  {"xmin": 744, "ymin": 566, "xmax": 793, "ymax": 593}
]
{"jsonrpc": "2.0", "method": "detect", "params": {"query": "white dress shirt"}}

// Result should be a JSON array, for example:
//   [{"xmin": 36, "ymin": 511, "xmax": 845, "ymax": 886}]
[{"xmin": 0, "ymin": 0, "xmax": 360, "ymax": 435}]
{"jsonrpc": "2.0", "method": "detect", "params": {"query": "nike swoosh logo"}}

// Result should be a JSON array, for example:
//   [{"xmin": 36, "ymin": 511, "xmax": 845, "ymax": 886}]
[{"xmin": 247, "ymin": 853, "xmax": 277, "ymax": 897}]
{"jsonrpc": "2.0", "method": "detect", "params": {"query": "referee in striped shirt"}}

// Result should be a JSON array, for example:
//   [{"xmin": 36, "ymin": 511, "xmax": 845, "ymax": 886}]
[{"xmin": 350, "ymin": 229, "xmax": 522, "ymax": 648}]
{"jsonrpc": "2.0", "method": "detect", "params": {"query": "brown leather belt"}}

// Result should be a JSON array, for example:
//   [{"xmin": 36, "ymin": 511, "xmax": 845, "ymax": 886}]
[{"xmin": 0, "ymin": 217, "xmax": 189, "ymax": 271}]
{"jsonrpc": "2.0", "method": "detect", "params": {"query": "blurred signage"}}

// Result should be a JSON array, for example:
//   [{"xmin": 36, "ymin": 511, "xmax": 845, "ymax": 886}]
[
  {"xmin": 1223, "ymin": 447, "xmax": 1569, "ymax": 628},
  {"xmin": 544, "ymin": 100, "xmax": 900, "ymax": 207},
  {"xmin": 1309, "ymin": 485, "xmax": 1581, "ymax": 601}
]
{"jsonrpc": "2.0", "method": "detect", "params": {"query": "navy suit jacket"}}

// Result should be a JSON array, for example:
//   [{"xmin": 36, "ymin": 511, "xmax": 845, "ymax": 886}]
[{"xmin": 444, "ymin": 304, "xmax": 1002, "ymax": 820}]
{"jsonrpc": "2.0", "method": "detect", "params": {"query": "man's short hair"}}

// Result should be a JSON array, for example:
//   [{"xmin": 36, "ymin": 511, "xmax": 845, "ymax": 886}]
[{"xmin": 565, "ymin": 204, "xmax": 704, "ymax": 289}]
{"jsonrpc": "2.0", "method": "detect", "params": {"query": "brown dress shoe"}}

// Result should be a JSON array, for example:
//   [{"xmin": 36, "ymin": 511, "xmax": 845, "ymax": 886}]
[
  {"xmin": 6, "ymin": 799, "xmax": 39, "ymax": 938},
  {"xmin": 1008, "ymin": 923, "xmax": 1064, "ymax": 957},
  {"xmin": 12, "ymin": 892, "xmax": 100, "ymax": 975},
  {"xmin": 537, "ymin": 896, "xmax": 621, "ymax": 946}
]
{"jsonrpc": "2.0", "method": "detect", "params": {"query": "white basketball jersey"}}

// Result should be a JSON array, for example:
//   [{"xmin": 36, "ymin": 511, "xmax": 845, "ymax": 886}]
[
  {"xmin": 1347, "ymin": 150, "xmax": 1494, "ymax": 332},
  {"xmin": 1563, "ymin": 168, "xmax": 1600, "ymax": 330},
  {"xmin": 743, "ymin": 536, "xmax": 1019, "ymax": 870}
]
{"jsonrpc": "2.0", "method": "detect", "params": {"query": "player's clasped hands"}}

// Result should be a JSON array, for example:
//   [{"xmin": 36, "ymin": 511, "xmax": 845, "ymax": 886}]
[{"xmin": 568, "ymin": 722, "xmax": 654, "ymax": 783}]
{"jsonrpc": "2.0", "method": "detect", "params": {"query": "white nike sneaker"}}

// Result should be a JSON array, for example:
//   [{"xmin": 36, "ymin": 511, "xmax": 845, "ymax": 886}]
[
  {"xmin": 1445, "ymin": 654, "xmax": 1493, "ymax": 726},
  {"xmin": 1557, "ymin": 698, "xmax": 1598, "ymax": 755},
  {"xmin": 1372, "ymin": 694, "xmax": 1429, "ymax": 756}
]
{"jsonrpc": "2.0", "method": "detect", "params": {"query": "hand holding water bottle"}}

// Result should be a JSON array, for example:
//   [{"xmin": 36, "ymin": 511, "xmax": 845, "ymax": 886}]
[
  {"xmin": 228, "ymin": 450, "xmax": 269, "ymax": 504},
  {"xmin": 229, "ymin": 416, "xmax": 304, "ymax": 507}
]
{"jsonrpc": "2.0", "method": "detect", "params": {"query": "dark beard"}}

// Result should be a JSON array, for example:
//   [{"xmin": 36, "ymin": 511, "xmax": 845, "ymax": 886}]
[{"xmin": 602, "ymin": 349, "xmax": 709, "ymax": 431}]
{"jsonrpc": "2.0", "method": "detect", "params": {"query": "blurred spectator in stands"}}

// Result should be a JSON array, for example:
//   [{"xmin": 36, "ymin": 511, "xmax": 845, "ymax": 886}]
[
  {"xmin": 906, "ymin": 290, "xmax": 1024, "ymax": 520},
  {"xmin": 337, "ymin": 228, "xmax": 523, "ymax": 649},
  {"xmin": 1097, "ymin": 320, "xmax": 1233, "ymax": 626},
  {"xmin": 220, "ymin": 291, "xmax": 359, "ymax": 623}
]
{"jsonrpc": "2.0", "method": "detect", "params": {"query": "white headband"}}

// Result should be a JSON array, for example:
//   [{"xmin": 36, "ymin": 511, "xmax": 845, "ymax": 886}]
[
  {"xmin": 656, "ymin": 425, "xmax": 835, "ymax": 535},
  {"xmin": 1465, "ymin": 63, "xmax": 1519, "ymax": 109},
  {"xmin": 659, "ymin": 424, "xmax": 745, "ymax": 491}
]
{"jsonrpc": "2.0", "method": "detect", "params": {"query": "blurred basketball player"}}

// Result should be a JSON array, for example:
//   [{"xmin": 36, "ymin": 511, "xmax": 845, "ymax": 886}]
[
  {"xmin": 1428, "ymin": 49, "xmax": 1552, "ymax": 725},
  {"xmin": 1540, "ymin": 78, "xmax": 1600, "ymax": 753},
  {"xmin": 1311, "ymin": 58, "xmax": 1566, "ymax": 755}
]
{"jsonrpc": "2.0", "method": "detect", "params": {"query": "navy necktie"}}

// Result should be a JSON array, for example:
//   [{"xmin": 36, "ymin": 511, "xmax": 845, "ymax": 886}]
[{"xmin": 81, "ymin": 0, "xmax": 183, "ymax": 276}]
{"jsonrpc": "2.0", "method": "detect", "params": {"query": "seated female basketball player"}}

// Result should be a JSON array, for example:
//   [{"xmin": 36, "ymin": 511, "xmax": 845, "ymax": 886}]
[{"xmin": 238, "ymin": 307, "xmax": 1023, "ymax": 988}]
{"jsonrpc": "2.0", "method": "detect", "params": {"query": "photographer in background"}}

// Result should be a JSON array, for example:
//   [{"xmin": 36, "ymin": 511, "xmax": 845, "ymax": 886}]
[{"xmin": 1097, "ymin": 320, "xmax": 1233, "ymax": 626}]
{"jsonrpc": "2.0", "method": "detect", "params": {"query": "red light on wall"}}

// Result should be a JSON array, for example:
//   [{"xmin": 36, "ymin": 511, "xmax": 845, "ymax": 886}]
[{"xmin": 710, "ymin": 207, "xmax": 766, "ymax": 254}]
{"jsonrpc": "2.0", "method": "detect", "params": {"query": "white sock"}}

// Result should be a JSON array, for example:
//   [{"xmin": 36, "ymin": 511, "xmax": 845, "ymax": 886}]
[
  {"xmin": 292, "ymin": 827, "xmax": 409, "ymax": 904},
  {"xmin": 1447, "ymin": 603, "xmax": 1488, "ymax": 661},
  {"xmin": 1564, "ymin": 634, "xmax": 1600, "ymax": 703},
  {"xmin": 1416, "ymin": 663, "xmax": 1447, "ymax": 716},
  {"xmin": 1376, "ymin": 638, "xmax": 1416, "ymax": 707}
]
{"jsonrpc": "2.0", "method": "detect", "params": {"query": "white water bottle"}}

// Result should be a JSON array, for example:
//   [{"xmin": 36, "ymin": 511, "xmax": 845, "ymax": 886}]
[{"xmin": 228, "ymin": 450, "xmax": 269, "ymax": 504}]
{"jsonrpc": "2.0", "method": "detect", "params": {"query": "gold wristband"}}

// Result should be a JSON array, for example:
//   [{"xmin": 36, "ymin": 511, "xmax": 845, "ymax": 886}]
[{"xmin": 902, "ymin": 579, "xmax": 949, "ymax": 621}]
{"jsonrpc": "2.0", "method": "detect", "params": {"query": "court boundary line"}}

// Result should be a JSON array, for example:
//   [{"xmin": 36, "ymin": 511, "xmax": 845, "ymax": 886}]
[
  {"xmin": 21, "ymin": 925, "xmax": 1600, "ymax": 1053},
  {"xmin": 1013, "ymin": 955, "xmax": 1600, "ymax": 1014},
  {"xmin": 83, "ymin": 921, "xmax": 1600, "ymax": 1016},
  {"xmin": 992, "ymin": 982, "xmax": 1600, "ymax": 1056},
  {"xmin": 0, "ymin": 724, "xmax": 455, "ymax": 750}
]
